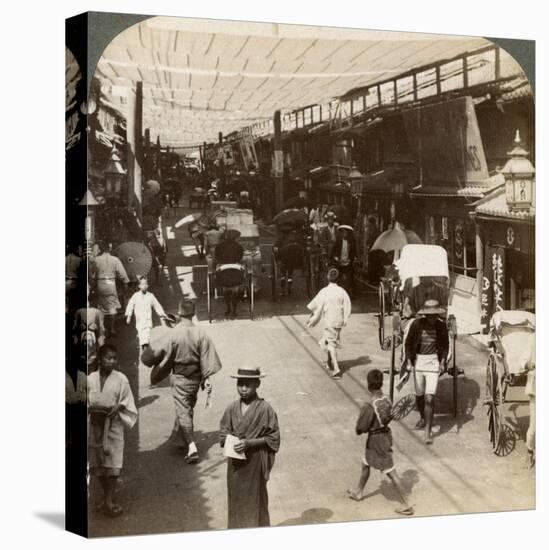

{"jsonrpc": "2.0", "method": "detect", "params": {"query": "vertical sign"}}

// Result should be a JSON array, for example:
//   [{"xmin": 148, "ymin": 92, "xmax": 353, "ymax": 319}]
[{"xmin": 480, "ymin": 245, "xmax": 506, "ymax": 333}]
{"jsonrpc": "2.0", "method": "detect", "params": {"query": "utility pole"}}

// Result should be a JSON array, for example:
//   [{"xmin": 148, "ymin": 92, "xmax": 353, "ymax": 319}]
[{"xmin": 273, "ymin": 110, "xmax": 283, "ymax": 212}]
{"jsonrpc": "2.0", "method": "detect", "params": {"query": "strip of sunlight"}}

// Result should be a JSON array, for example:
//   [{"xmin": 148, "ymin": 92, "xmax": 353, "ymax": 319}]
[
  {"xmin": 175, "ymin": 265, "xmax": 197, "ymax": 299},
  {"xmin": 181, "ymin": 244, "xmax": 197, "ymax": 257}
]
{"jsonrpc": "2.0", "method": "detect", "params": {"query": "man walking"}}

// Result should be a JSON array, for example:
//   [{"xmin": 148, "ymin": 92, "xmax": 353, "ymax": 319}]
[
  {"xmin": 141, "ymin": 299, "xmax": 222, "ymax": 463},
  {"xmin": 404, "ymin": 299, "xmax": 449, "ymax": 445}
]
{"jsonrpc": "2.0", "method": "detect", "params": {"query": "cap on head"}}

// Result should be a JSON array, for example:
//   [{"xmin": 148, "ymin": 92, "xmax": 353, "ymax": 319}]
[
  {"xmin": 230, "ymin": 367, "xmax": 266, "ymax": 379},
  {"xmin": 417, "ymin": 299, "xmax": 446, "ymax": 316}
]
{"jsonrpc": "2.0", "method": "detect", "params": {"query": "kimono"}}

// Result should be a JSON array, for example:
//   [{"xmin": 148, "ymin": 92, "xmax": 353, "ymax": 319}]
[
  {"xmin": 92, "ymin": 253, "xmax": 130, "ymax": 315},
  {"xmin": 87, "ymin": 370, "xmax": 137, "ymax": 475},
  {"xmin": 125, "ymin": 290, "xmax": 166, "ymax": 346},
  {"xmin": 307, "ymin": 283, "xmax": 351, "ymax": 353},
  {"xmin": 356, "ymin": 390, "xmax": 394, "ymax": 474},
  {"xmin": 147, "ymin": 322, "xmax": 222, "ymax": 445},
  {"xmin": 220, "ymin": 397, "xmax": 280, "ymax": 529}
]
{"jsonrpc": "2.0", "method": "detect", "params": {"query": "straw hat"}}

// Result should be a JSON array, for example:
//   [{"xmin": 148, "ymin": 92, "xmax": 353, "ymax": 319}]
[
  {"xmin": 338, "ymin": 225, "xmax": 354, "ymax": 231},
  {"xmin": 417, "ymin": 299, "xmax": 446, "ymax": 316},
  {"xmin": 230, "ymin": 367, "xmax": 266, "ymax": 379}
]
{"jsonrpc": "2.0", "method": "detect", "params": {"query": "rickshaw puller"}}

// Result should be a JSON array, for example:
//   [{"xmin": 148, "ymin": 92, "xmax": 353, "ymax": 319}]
[
  {"xmin": 404, "ymin": 299, "xmax": 449, "ymax": 445},
  {"xmin": 215, "ymin": 229, "xmax": 244, "ymax": 317}
]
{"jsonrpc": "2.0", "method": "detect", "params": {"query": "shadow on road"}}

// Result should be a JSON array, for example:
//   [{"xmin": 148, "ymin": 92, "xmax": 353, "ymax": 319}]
[
  {"xmin": 89, "ymin": 428, "xmax": 221, "ymax": 537},
  {"xmin": 277, "ymin": 507, "xmax": 334, "ymax": 526},
  {"xmin": 339, "ymin": 355, "xmax": 371, "ymax": 374},
  {"xmin": 434, "ymin": 376, "xmax": 481, "ymax": 435}
]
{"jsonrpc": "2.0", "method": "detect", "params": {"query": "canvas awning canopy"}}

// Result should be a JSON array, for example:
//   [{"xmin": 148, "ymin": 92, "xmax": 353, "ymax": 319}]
[{"xmin": 96, "ymin": 17, "xmax": 502, "ymax": 147}]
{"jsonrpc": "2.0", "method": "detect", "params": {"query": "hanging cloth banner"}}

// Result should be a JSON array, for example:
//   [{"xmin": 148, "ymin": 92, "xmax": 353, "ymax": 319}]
[
  {"xmin": 480, "ymin": 244, "xmax": 506, "ymax": 334},
  {"xmin": 403, "ymin": 96, "xmax": 489, "ymax": 186},
  {"xmin": 239, "ymin": 131, "xmax": 259, "ymax": 172}
]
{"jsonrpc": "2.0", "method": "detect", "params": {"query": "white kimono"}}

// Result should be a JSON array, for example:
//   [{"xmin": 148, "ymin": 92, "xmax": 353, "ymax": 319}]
[
  {"xmin": 125, "ymin": 291, "xmax": 166, "ymax": 346},
  {"xmin": 66, "ymin": 370, "xmax": 87, "ymax": 404},
  {"xmin": 87, "ymin": 370, "xmax": 137, "ymax": 471}
]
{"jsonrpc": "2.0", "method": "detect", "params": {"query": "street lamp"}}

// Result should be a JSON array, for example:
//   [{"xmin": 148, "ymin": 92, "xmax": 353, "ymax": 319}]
[
  {"xmin": 79, "ymin": 189, "xmax": 99, "ymax": 255},
  {"xmin": 104, "ymin": 145, "xmax": 127, "ymax": 202},
  {"xmin": 502, "ymin": 130, "xmax": 535, "ymax": 212}
]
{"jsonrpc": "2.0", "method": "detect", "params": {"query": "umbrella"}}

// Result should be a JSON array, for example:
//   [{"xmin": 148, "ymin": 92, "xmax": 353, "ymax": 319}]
[
  {"xmin": 145, "ymin": 180, "xmax": 161, "ymax": 195},
  {"xmin": 115, "ymin": 241, "xmax": 153, "ymax": 282},
  {"xmin": 174, "ymin": 212, "xmax": 203, "ymax": 229},
  {"xmin": 403, "ymin": 228, "xmax": 423, "ymax": 245},
  {"xmin": 272, "ymin": 208, "xmax": 308, "ymax": 226},
  {"xmin": 370, "ymin": 222, "xmax": 423, "ymax": 254},
  {"xmin": 284, "ymin": 196, "xmax": 308, "ymax": 209}
]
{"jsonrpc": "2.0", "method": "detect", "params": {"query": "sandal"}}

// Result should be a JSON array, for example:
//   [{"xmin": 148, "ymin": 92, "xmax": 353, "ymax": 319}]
[
  {"xmin": 414, "ymin": 419, "xmax": 425, "ymax": 430},
  {"xmin": 332, "ymin": 372, "xmax": 342, "ymax": 380},
  {"xmin": 185, "ymin": 451, "xmax": 199, "ymax": 464},
  {"xmin": 346, "ymin": 489, "xmax": 366, "ymax": 502},
  {"xmin": 395, "ymin": 505, "xmax": 414, "ymax": 516}
]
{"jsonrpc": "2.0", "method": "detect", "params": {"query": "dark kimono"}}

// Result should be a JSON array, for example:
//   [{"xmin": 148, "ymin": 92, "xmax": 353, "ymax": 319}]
[
  {"xmin": 220, "ymin": 397, "xmax": 280, "ymax": 529},
  {"xmin": 356, "ymin": 391, "xmax": 394, "ymax": 473}
]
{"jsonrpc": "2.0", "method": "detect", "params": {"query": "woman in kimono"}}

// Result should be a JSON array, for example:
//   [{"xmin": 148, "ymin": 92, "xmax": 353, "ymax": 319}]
[
  {"xmin": 220, "ymin": 368, "xmax": 280, "ymax": 529},
  {"xmin": 88, "ymin": 344, "xmax": 137, "ymax": 517}
]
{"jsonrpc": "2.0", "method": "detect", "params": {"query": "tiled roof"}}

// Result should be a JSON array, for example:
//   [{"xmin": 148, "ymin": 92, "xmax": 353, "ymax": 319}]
[
  {"xmin": 410, "ymin": 173, "xmax": 504, "ymax": 198},
  {"xmin": 472, "ymin": 183, "xmax": 535, "ymax": 221}
]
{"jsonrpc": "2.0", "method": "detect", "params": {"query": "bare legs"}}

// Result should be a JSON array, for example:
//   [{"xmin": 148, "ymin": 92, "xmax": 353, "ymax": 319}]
[
  {"xmin": 415, "ymin": 394, "xmax": 435, "ymax": 444},
  {"xmin": 347, "ymin": 465, "xmax": 413, "ymax": 515}
]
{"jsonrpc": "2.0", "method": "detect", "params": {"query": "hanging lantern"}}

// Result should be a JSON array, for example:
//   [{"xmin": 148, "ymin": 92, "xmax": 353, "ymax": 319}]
[
  {"xmin": 104, "ymin": 145, "xmax": 127, "ymax": 201},
  {"xmin": 501, "ymin": 130, "xmax": 535, "ymax": 212}
]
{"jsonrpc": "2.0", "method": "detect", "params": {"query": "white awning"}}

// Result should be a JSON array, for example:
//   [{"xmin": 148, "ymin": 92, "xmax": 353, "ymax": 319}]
[{"xmin": 95, "ymin": 17, "xmax": 508, "ymax": 146}]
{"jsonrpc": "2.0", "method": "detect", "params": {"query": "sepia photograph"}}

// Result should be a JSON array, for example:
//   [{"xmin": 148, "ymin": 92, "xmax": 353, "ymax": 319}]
[{"xmin": 65, "ymin": 11, "xmax": 535, "ymax": 539}]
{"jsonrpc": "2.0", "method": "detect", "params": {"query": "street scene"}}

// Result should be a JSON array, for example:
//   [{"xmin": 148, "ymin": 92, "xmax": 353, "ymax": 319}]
[{"xmin": 65, "ymin": 15, "xmax": 535, "ymax": 538}]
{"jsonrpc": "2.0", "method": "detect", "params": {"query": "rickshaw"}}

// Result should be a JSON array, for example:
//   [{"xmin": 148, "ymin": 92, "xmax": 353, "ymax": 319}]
[
  {"xmin": 376, "ymin": 244, "xmax": 459, "ymax": 408},
  {"xmin": 205, "ymin": 231, "xmax": 255, "ymax": 323},
  {"xmin": 485, "ymin": 310, "xmax": 535, "ymax": 456},
  {"xmin": 269, "ymin": 210, "xmax": 325, "ymax": 301}
]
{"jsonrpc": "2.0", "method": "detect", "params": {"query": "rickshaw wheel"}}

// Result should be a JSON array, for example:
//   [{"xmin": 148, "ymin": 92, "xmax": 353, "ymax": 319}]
[
  {"xmin": 304, "ymin": 250, "xmax": 313, "ymax": 298},
  {"xmin": 206, "ymin": 271, "xmax": 213, "ymax": 323},
  {"xmin": 486, "ymin": 354, "xmax": 504, "ymax": 453},
  {"xmin": 249, "ymin": 271, "xmax": 254, "ymax": 320},
  {"xmin": 378, "ymin": 282, "xmax": 389, "ymax": 350},
  {"xmin": 270, "ymin": 251, "xmax": 278, "ymax": 303}
]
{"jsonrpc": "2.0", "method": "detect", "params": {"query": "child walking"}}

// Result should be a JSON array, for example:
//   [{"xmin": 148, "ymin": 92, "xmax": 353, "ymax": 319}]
[
  {"xmin": 125, "ymin": 276, "xmax": 167, "ymax": 351},
  {"xmin": 88, "ymin": 344, "xmax": 137, "ymax": 517},
  {"xmin": 347, "ymin": 368, "xmax": 414, "ymax": 515},
  {"xmin": 307, "ymin": 268, "xmax": 351, "ymax": 379}
]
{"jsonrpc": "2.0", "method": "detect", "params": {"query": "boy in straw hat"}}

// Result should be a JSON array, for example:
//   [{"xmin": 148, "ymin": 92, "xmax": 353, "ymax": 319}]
[
  {"xmin": 220, "ymin": 367, "xmax": 280, "ymax": 529},
  {"xmin": 307, "ymin": 268, "xmax": 351, "ymax": 380},
  {"xmin": 404, "ymin": 299, "xmax": 449, "ymax": 445}
]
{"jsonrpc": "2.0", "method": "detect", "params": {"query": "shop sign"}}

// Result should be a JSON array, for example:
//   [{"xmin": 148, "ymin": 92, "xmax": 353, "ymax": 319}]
[
  {"xmin": 454, "ymin": 223, "xmax": 464, "ymax": 260},
  {"xmin": 272, "ymin": 150, "xmax": 284, "ymax": 177},
  {"xmin": 441, "ymin": 217, "xmax": 448, "ymax": 240},
  {"xmin": 402, "ymin": 96, "xmax": 489, "ymax": 185},
  {"xmin": 506, "ymin": 226, "xmax": 515, "ymax": 246},
  {"xmin": 480, "ymin": 245, "xmax": 506, "ymax": 333},
  {"xmin": 239, "ymin": 133, "xmax": 257, "ymax": 171}
]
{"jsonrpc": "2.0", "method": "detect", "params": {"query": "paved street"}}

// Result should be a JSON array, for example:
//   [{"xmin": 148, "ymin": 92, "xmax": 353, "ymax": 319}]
[{"xmin": 89, "ymin": 204, "xmax": 534, "ymax": 538}]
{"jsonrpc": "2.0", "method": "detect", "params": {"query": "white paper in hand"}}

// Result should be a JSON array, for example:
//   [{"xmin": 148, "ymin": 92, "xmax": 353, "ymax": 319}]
[{"xmin": 223, "ymin": 434, "xmax": 246, "ymax": 460}]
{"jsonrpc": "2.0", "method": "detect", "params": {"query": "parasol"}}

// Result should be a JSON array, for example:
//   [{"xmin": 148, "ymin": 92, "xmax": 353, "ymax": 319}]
[
  {"xmin": 272, "ymin": 208, "xmax": 308, "ymax": 226},
  {"xmin": 370, "ymin": 222, "xmax": 422, "ymax": 254},
  {"xmin": 174, "ymin": 212, "xmax": 203, "ymax": 229},
  {"xmin": 114, "ymin": 241, "xmax": 153, "ymax": 282}
]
